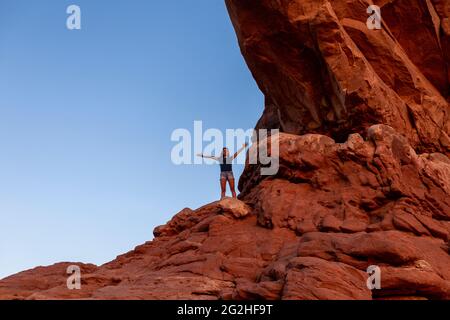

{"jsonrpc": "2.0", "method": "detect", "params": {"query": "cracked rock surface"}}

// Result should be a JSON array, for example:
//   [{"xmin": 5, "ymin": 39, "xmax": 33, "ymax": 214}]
[{"xmin": 1, "ymin": 128, "xmax": 449, "ymax": 300}]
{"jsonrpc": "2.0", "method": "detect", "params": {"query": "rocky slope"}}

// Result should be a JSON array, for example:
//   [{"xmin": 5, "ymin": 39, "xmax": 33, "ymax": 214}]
[
  {"xmin": 1, "ymin": 0, "xmax": 449, "ymax": 300},
  {"xmin": 1, "ymin": 125, "xmax": 449, "ymax": 300}
]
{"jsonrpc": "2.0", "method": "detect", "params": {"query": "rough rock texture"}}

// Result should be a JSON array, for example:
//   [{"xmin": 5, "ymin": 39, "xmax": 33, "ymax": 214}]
[
  {"xmin": 226, "ymin": 0, "xmax": 450, "ymax": 155},
  {"xmin": 1, "ymin": 0, "xmax": 449, "ymax": 300},
  {"xmin": 1, "ymin": 126, "xmax": 449, "ymax": 300}
]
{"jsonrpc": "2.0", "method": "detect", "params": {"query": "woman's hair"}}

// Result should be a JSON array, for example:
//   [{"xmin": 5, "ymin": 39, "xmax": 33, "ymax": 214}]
[{"xmin": 221, "ymin": 147, "xmax": 229, "ymax": 157}]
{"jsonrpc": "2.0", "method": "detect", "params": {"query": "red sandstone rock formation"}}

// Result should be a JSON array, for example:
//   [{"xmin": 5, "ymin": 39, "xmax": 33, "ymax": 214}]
[
  {"xmin": 1, "ymin": 125, "xmax": 449, "ymax": 300},
  {"xmin": 226, "ymin": 0, "xmax": 450, "ymax": 155},
  {"xmin": 1, "ymin": 0, "xmax": 449, "ymax": 300}
]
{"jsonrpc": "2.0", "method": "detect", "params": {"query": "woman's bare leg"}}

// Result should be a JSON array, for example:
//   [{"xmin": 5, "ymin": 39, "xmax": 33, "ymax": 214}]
[
  {"xmin": 220, "ymin": 178, "xmax": 227, "ymax": 199},
  {"xmin": 229, "ymin": 178, "xmax": 237, "ymax": 198}
]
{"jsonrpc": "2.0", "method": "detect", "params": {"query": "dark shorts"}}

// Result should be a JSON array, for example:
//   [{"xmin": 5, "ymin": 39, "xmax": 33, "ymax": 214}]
[{"xmin": 220, "ymin": 171, "xmax": 234, "ymax": 181}]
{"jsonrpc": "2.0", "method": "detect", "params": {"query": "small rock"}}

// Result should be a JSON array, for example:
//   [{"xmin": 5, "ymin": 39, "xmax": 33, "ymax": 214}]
[{"xmin": 218, "ymin": 197, "xmax": 251, "ymax": 219}]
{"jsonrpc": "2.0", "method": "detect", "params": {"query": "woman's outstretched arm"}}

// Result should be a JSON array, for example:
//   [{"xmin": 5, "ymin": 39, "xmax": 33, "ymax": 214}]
[
  {"xmin": 232, "ymin": 143, "xmax": 249, "ymax": 160},
  {"xmin": 196, "ymin": 154, "xmax": 219, "ymax": 161}
]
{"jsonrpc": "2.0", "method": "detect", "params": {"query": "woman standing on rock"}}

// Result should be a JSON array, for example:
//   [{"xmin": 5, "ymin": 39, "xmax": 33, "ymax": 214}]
[{"xmin": 197, "ymin": 143, "xmax": 249, "ymax": 200}]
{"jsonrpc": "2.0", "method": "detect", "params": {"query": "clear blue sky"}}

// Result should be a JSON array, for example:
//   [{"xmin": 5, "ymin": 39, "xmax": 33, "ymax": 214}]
[{"xmin": 0, "ymin": 0, "xmax": 263, "ymax": 279}]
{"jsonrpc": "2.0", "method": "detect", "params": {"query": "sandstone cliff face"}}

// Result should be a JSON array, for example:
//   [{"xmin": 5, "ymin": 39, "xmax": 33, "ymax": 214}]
[
  {"xmin": 226, "ymin": 0, "xmax": 450, "ymax": 155},
  {"xmin": 1, "ymin": 0, "xmax": 449, "ymax": 300}
]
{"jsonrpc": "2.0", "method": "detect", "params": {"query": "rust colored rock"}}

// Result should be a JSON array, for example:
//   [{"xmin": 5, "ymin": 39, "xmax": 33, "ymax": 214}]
[
  {"xmin": 225, "ymin": 0, "xmax": 450, "ymax": 155},
  {"xmin": 0, "ymin": 263, "xmax": 98, "ymax": 300},
  {"xmin": 1, "ymin": 1, "xmax": 449, "ymax": 301},
  {"xmin": 1, "ymin": 126, "xmax": 449, "ymax": 300},
  {"xmin": 218, "ymin": 197, "xmax": 252, "ymax": 219}
]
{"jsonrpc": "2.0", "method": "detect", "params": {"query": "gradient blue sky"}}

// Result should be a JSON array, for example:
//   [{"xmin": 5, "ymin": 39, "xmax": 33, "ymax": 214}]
[{"xmin": 0, "ymin": 0, "xmax": 263, "ymax": 279}]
